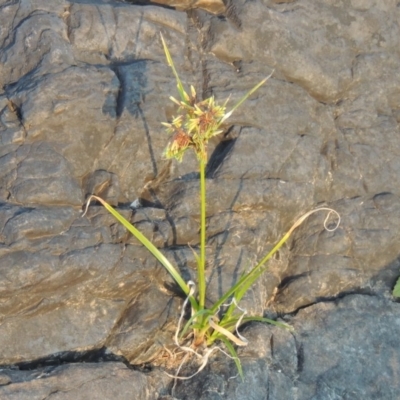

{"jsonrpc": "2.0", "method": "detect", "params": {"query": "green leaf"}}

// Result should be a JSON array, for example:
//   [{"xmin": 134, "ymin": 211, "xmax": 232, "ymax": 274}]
[
  {"xmin": 160, "ymin": 34, "xmax": 189, "ymax": 105},
  {"xmin": 220, "ymin": 70, "xmax": 274, "ymax": 124},
  {"xmin": 220, "ymin": 336, "xmax": 244, "ymax": 381},
  {"xmin": 85, "ymin": 196, "xmax": 198, "ymax": 311},
  {"xmin": 393, "ymin": 276, "xmax": 400, "ymax": 297},
  {"xmin": 210, "ymin": 208, "xmax": 340, "ymax": 314}
]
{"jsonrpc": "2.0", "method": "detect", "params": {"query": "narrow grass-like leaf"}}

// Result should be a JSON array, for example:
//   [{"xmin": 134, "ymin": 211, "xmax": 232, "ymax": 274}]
[
  {"xmin": 84, "ymin": 196, "xmax": 198, "ymax": 310},
  {"xmin": 218, "ymin": 209, "xmax": 338, "ymax": 322},
  {"xmin": 220, "ymin": 70, "xmax": 274, "ymax": 124},
  {"xmin": 209, "ymin": 229, "xmax": 292, "ymax": 314},
  {"xmin": 219, "ymin": 337, "xmax": 244, "ymax": 381},
  {"xmin": 210, "ymin": 208, "xmax": 340, "ymax": 315},
  {"xmin": 161, "ymin": 34, "xmax": 189, "ymax": 105},
  {"xmin": 209, "ymin": 316, "xmax": 292, "ymax": 348},
  {"xmin": 208, "ymin": 318, "xmax": 248, "ymax": 346}
]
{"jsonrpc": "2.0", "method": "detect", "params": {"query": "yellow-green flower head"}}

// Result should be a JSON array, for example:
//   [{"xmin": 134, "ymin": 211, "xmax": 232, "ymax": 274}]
[
  {"xmin": 164, "ymin": 128, "xmax": 192, "ymax": 162},
  {"xmin": 161, "ymin": 33, "xmax": 272, "ymax": 164},
  {"xmin": 163, "ymin": 93, "xmax": 227, "ymax": 163}
]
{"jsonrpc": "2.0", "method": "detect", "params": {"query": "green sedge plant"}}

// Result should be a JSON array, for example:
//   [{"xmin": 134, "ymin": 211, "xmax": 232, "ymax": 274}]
[{"xmin": 84, "ymin": 34, "xmax": 340, "ymax": 379}]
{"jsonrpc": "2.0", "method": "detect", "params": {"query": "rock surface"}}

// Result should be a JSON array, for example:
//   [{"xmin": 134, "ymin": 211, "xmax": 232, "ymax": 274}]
[
  {"xmin": 0, "ymin": 362, "xmax": 170, "ymax": 399},
  {"xmin": 173, "ymin": 294, "xmax": 400, "ymax": 399},
  {"xmin": 1, "ymin": 0, "xmax": 400, "ymax": 398}
]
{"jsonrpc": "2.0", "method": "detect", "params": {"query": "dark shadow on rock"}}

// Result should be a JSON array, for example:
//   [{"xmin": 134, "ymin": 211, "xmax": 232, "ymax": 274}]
[
  {"xmin": 7, "ymin": 347, "xmax": 127, "ymax": 373},
  {"xmin": 370, "ymin": 255, "xmax": 400, "ymax": 298},
  {"xmin": 277, "ymin": 272, "xmax": 312, "ymax": 293},
  {"xmin": 275, "ymin": 251, "xmax": 400, "ymax": 315},
  {"xmin": 106, "ymin": 61, "xmax": 157, "ymax": 175},
  {"xmin": 206, "ymin": 128, "xmax": 238, "ymax": 178},
  {"xmin": 207, "ymin": 174, "xmax": 244, "ymax": 300},
  {"xmin": 107, "ymin": 62, "xmax": 149, "ymax": 118},
  {"xmin": 119, "ymin": 0, "xmax": 175, "ymax": 9},
  {"xmin": 101, "ymin": 10, "xmax": 159, "ymax": 178},
  {"xmin": 137, "ymin": 192, "xmax": 179, "ymax": 246},
  {"xmin": 70, "ymin": 0, "xmax": 174, "ymax": 9}
]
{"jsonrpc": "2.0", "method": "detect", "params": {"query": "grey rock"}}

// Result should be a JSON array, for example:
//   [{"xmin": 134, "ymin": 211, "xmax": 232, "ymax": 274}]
[
  {"xmin": 107, "ymin": 285, "xmax": 181, "ymax": 364},
  {"xmin": 10, "ymin": 143, "xmax": 83, "ymax": 206},
  {"xmin": 0, "ymin": 296, "xmax": 122, "ymax": 364},
  {"xmin": 173, "ymin": 295, "xmax": 400, "ymax": 399},
  {"xmin": 0, "ymin": 0, "xmax": 400, "ymax": 398},
  {"xmin": 292, "ymin": 295, "xmax": 400, "ymax": 399},
  {"xmin": 83, "ymin": 169, "xmax": 121, "ymax": 206},
  {"xmin": 149, "ymin": 0, "xmax": 226, "ymax": 14},
  {"xmin": 0, "ymin": 373, "xmax": 11, "ymax": 386},
  {"xmin": 0, "ymin": 362, "xmax": 170, "ymax": 399}
]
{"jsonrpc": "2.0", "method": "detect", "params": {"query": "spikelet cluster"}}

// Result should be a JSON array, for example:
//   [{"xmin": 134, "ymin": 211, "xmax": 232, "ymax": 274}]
[{"xmin": 163, "ymin": 86, "xmax": 227, "ymax": 162}]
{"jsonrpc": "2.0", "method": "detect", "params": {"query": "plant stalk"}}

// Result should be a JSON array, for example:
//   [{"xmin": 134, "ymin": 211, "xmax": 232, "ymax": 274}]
[{"xmin": 199, "ymin": 158, "xmax": 207, "ymax": 310}]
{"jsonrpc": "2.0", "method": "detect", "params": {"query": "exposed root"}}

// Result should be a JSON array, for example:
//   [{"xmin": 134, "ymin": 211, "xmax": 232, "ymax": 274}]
[
  {"xmin": 164, "ymin": 207, "xmax": 341, "ymax": 390},
  {"xmin": 168, "ymin": 344, "xmax": 239, "ymax": 397},
  {"xmin": 166, "ymin": 283, "xmax": 246, "ymax": 397}
]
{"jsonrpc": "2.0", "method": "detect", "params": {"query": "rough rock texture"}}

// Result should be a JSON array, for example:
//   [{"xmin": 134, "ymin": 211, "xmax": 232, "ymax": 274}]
[
  {"xmin": 174, "ymin": 295, "xmax": 400, "ymax": 399},
  {"xmin": 148, "ymin": 0, "xmax": 226, "ymax": 15},
  {"xmin": 0, "ymin": 362, "xmax": 170, "ymax": 399},
  {"xmin": 1, "ymin": 0, "xmax": 400, "ymax": 398}
]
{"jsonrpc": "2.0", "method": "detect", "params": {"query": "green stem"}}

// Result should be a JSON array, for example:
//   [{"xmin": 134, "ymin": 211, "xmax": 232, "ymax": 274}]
[{"xmin": 199, "ymin": 158, "xmax": 207, "ymax": 310}]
